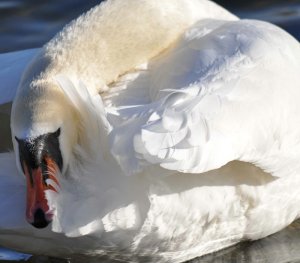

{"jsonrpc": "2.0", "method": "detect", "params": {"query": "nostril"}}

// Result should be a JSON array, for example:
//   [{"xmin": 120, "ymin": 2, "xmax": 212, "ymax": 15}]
[{"xmin": 31, "ymin": 208, "xmax": 50, "ymax": 229}]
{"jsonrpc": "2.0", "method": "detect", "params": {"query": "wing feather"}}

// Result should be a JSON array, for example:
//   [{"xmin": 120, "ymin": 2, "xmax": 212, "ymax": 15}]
[{"xmin": 108, "ymin": 19, "xmax": 300, "ymax": 176}]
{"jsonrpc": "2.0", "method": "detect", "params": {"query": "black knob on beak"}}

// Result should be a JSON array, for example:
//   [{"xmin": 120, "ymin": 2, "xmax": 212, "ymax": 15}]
[{"xmin": 31, "ymin": 208, "xmax": 50, "ymax": 229}]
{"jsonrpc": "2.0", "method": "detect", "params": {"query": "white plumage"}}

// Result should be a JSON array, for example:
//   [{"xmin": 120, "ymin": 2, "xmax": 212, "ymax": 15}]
[{"xmin": 0, "ymin": 0, "xmax": 300, "ymax": 262}]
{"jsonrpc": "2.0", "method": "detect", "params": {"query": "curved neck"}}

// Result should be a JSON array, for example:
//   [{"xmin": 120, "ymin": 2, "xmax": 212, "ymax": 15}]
[{"xmin": 39, "ymin": 0, "xmax": 237, "ymax": 93}]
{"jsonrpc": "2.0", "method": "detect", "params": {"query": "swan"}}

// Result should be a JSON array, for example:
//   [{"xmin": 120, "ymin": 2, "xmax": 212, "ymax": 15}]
[{"xmin": 1, "ymin": 0, "xmax": 300, "ymax": 262}]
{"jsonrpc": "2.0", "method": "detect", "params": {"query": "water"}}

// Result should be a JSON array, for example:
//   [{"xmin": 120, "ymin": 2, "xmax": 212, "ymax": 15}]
[
  {"xmin": 0, "ymin": 0, "xmax": 299, "ymax": 54},
  {"xmin": 0, "ymin": 0, "xmax": 300, "ymax": 262}
]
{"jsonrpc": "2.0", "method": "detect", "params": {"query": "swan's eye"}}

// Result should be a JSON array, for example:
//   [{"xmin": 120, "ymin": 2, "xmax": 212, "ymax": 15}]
[{"xmin": 15, "ymin": 128, "xmax": 63, "ymax": 176}]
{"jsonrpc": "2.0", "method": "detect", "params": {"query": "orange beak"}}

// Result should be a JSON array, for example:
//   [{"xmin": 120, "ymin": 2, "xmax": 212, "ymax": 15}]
[
  {"xmin": 15, "ymin": 128, "xmax": 62, "ymax": 228},
  {"xmin": 23, "ymin": 156, "xmax": 60, "ymax": 228}
]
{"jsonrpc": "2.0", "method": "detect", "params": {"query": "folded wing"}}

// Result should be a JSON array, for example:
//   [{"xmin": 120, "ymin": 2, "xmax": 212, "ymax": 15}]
[{"xmin": 109, "ymin": 19, "xmax": 300, "ymax": 176}]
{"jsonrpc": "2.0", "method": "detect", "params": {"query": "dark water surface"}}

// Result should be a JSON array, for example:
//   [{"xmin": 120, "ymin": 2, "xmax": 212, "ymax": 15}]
[
  {"xmin": 0, "ymin": 0, "xmax": 299, "ymax": 54},
  {"xmin": 0, "ymin": 0, "xmax": 300, "ymax": 262}
]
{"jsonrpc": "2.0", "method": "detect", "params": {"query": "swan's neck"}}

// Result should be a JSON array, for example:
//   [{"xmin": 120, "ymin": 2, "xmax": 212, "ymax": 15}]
[
  {"xmin": 14, "ymin": 0, "xmax": 237, "ymax": 136},
  {"xmin": 32, "ymin": 0, "xmax": 236, "ymax": 93}
]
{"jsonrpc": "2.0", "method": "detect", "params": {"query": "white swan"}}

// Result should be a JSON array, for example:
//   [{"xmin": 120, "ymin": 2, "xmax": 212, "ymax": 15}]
[{"xmin": 1, "ymin": 0, "xmax": 300, "ymax": 262}]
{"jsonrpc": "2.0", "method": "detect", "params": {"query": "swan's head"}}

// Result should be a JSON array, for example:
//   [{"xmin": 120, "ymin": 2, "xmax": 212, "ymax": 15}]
[{"xmin": 11, "ymin": 80, "xmax": 78, "ymax": 229}]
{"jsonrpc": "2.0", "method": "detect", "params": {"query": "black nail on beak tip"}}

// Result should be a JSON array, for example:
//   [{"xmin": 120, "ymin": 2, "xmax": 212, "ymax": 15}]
[{"xmin": 31, "ymin": 208, "xmax": 50, "ymax": 229}]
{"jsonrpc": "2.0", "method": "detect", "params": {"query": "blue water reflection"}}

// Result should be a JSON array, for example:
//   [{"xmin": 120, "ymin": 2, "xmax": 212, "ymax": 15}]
[{"xmin": 0, "ymin": 247, "xmax": 30, "ymax": 261}]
